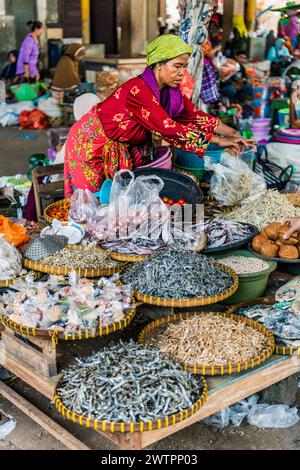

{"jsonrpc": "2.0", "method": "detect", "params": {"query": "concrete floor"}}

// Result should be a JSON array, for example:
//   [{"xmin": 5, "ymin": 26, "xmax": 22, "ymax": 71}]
[{"xmin": 0, "ymin": 127, "xmax": 300, "ymax": 451}]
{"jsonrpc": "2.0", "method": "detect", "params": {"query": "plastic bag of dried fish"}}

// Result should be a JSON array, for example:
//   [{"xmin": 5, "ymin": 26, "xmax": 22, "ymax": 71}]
[
  {"xmin": 121, "ymin": 247, "xmax": 234, "ymax": 299},
  {"xmin": 236, "ymin": 301, "xmax": 300, "ymax": 347},
  {"xmin": 69, "ymin": 189, "xmax": 99, "ymax": 225},
  {"xmin": 0, "ymin": 274, "xmax": 133, "ymax": 332},
  {"xmin": 56, "ymin": 340, "xmax": 203, "ymax": 423},
  {"xmin": 0, "ymin": 235, "xmax": 22, "ymax": 281},
  {"xmin": 206, "ymin": 154, "xmax": 266, "ymax": 207}
]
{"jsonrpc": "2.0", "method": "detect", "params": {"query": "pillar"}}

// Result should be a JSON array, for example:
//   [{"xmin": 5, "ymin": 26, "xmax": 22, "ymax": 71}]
[
  {"xmin": 246, "ymin": 0, "xmax": 256, "ymax": 32},
  {"xmin": 0, "ymin": 0, "xmax": 5, "ymax": 15},
  {"xmin": 147, "ymin": 0, "xmax": 158, "ymax": 43},
  {"xmin": 81, "ymin": 0, "xmax": 90, "ymax": 44}
]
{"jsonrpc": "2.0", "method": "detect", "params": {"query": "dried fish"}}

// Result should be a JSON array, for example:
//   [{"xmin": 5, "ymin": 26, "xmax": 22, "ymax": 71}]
[
  {"xmin": 121, "ymin": 247, "xmax": 234, "ymax": 299},
  {"xmin": 237, "ymin": 301, "xmax": 300, "ymax": 347},
  {"xmin": 43, "ymin": 246, "xmax": 122, "ymax": 270},
  {"xmin": 223, "ymin": 190, "xmax": 300, "ymax": 231},
  {"xmin": 57, "ymin": 340, "xmax": 203, "ymax": 423},
  {"xmin": 101, "ymin": 239, "xmax": 167, "ymax": 256},
  {"xmin": 0, "ymin": 275, "xmax": 133, "ymax": 332},
  {"xmin": 201, "ymin": 219, "xmax": 253, "ymax": 249},
  {"xmin": 276, "ymin": 278, "xmax": 300, "ymax": 302}
]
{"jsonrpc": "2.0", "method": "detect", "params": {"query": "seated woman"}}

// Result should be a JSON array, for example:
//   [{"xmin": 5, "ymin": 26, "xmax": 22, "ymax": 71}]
[
  {"xmin": 221, "ymin": 51, "xmax": 253, "ymax": 104},
  {"xmin": 290, "ymin": 82, "xmax": 300, "ymax": 129},
  {"xmin": 64, "ymin": 35, "xmax": 249, "ymax": 198},
  {"xmin": 267, "ymin": 38, "xmax": 292, "ymax": 75},
  {"xmin": 52, "ymin": 44, "xmax": 86, "ymax": 93},
  {"xmin": 0, "ymin": 50, "xmax": 18, "ymax": 84}
]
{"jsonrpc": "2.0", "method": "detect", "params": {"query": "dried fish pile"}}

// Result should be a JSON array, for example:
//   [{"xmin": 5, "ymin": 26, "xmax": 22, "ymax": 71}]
[
  {"xmin": 146, "ymin": 314, "xmax": 270, "ymax": 366},
  {"xmin": 43, "ymin": 246, "xmax": 122, "ymax": 270},
  {"xmin": 218, "ymin": 256, "xmax": 269, "ymax": 274},
  {"xmin": 237, "ymin": 282, "xmax": 300, "ymax": 348},
  {"xmin": 201, "ymin": 219, "xmax": 252, "ymax": 249},
  {"xmin": 121, "ymin": 247, "xmax": 234, "ymax": 299},
  {"xmin": 223, "ymin": 190, "xmax": 300, "ymax": 231},
  {"xmin": 0, "ymin": 275, "xmax": 132, "ymax": 332},
  {"xmin": 57, "ymin": 340, "xmax": 202, "ymax": 423},
  {"xmin": 101, "ymin": 239, "xmax": 166, "ymax": 256}
]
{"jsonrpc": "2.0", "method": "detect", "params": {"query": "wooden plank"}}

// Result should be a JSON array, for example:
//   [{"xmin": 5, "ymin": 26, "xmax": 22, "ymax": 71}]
[
  {"xmin": 136, "ymin": 355, "xmax": 300, "ymax": 449},
  {"xmin": 1, "ymin": 331, "xmax": 57, "ymax": 377},
  {"xmin": 0, "ymin": 344, "xmax": 61, "ymax": 399},
  {"xmin": 34, "ymin": 164, "xmax": 64, "ymax": 178},
  {"xmin": 0, "ymin": 381, "xmax": 90, "ymax": 450}
]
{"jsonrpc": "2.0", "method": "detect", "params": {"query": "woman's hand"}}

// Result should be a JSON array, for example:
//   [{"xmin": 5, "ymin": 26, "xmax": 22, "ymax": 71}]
[
  {"xmin": 282, "ymin": 217, "xmax": 300, "ymax": 239},
  {"xmin": 212, "ymin": 136, "xmax": 242, "ymax": 153}
]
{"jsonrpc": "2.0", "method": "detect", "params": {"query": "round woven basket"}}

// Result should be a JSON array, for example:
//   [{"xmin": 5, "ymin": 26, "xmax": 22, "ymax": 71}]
[
  {"xmin": 44, "ymin": 199, "xmax": 70, "ymax": 224},
  {"xmin": 54, "ymin": 375, "xmax": 207, "ymax": 433},
  {"xmin": 127, "ymin": 263, "xmax": 239, "ymax": 308},
  {"xmin": 0, "ymin": 300, "xmax": 136, "ymax": 343},
  {"xmin": 138, "ymin": 311, "xmax": 275, "ymax": 375},
  {"xmin": 228, "ymin": 297, "xmax": 300, "ymax": 357},
  {"xmin": 22, "ymin": 245, "xmax": 125, "ymax": 278},
  {"xmin": 0, "ymin": 271, "xmax": 43, "ymax": 288},
  {"xmin": 108, "ymin": 252, "xmax": 148, "ymax": 263}
]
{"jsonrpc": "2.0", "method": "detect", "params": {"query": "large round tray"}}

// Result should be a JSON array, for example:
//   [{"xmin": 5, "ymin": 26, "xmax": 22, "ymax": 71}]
[
  {"xmin": 44, "ymin": 199, "xmax": 70, "ymax": 224},
  {"xmin": 22, "ymin": 245, "xmax": 124, "ymax": 278},
  {"xmin": 228, "ymin": 296, "xmax": 300, "ymax": 357},
  {"xmin": 203, "ymin": 223, "xmax": 259, "ymax": 254},
  {"xmin": 139, "ymin": 311, "xmax": 275, "ymax": 375},
  {"xmin": 0, "ymin": 300, "xmax": 136, "ymax": 343},
  {"xmin": 248, "ymin": 243, "xmax": 300, "ymax": 275},
  {"xmin": 127, "ymin": 263, "xmax": 239, "ymax": 308},
  {"xmin": 54, "ymin": 375, "xmax": 207, "ymax": 433}
]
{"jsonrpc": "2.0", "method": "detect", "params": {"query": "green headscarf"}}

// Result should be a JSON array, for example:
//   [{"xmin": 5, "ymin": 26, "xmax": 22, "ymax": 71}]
[{"xmin": 146, "ymin": 34, "xmax": 192, "ymax": 67}]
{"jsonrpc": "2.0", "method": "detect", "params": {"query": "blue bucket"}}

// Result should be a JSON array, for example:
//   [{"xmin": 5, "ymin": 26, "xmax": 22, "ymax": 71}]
[
  {"xmin": 174, "ymin": 149, "xmax": 205, "ymax": 168},
  {"xmin": 204, "ymin": 144, "xmax": 224, "ymax": 164}
]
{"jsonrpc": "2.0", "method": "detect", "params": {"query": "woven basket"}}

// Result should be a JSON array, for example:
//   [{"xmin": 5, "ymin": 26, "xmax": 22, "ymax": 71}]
[
  {"xmin": 138, "ymin": 311, "xmax": 275, "ymax": 376},
  {"xmin": 22, "ymin": 245, "xmax": 125, "ymax": 278},
  {"xmin": 0, "ymin": 300, "xmax": 136, "ymax": 343},
  {"xmin": 44, "ymin": 199, "xmax": 70, "ymax": 224},
  {"xmin": 0, "ymin": 271, "xmax": 43, "ymax": 288},
  {"xmin": 228, "ymin": 297, "xmax": 300, "ymax": 357},
  {"xmin": 54, "ymin": 375, "xmax": 207, "ymax": 433},
  {"xmin": 108, "ymin": 252, "xmax": 148, "ymax": 263},
  {"xmin": 129, "ymin": 263, "xmax": 239, "ymax": 308}
]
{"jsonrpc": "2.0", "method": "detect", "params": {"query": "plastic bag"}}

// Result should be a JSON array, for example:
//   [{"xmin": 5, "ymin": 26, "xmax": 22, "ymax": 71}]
[
  {"xmin": 215, "ymin": 53, "xmax": 240, "ymax": 81},
  {"xmin": 19, "ymin": 109, "xmax": 49, "ymax": 130},
  {"xmin": 0, "ymin": 409, "xmax": 16, "ymax": 439},
  {"xmin": 86, "ymin": 170, "xmax": 171, "ymax": 243},
  {"xmin": 0, "ymin": 215, "xmax": 30, "ymax": 248},
  {"xmin": 206, "ymin": 154, "xmax": 266, "ymax": 207},
  {"xmin": 247, "ymin": 404, "xmax": 299, "ymax": 428},
  {"xmin": 203, "ymin": 394, "xmax": 259, "ymax": 428},
  {"xmin": 38, "ymin": 97, "xmax": 63, "ymax": 119},
  {"xmin": 0, "ymin": 235, "xmax": 22, "ymax": 280},
  {"xmin": 180, "ymin": 70, "xmax": 195, "ymax": 99},
  {"xmin": 68, "ymin": 189, "xmax": 100, "ymax": 225}
]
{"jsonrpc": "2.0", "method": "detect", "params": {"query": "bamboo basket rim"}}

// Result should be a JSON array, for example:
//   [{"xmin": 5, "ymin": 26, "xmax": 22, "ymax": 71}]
[
  {"xmin": 22, "ymin": 244, "xmax": 125, "ymax": 278},
  {"xmin": 44, "ymin": 198, "xmax": 70, "ymax": 224},
  {"xmin": 128, "ymin": 263, "xmax": 239, "ymax": 308},
  {"xmin": 138, "ymin": 311, "xmax": 275, "ymax": 375},
  {"xmin": 0, "ymin": 301, "xmax": 136, "ymax": 343},
  {"xmin": 54, "ymin": 375, "xmax": 207, "ymax": 434},
  {"xmin": 228, "ymin": 296, "xmax": 300, "ymax": 357},
  {"xmin": 0, "ymin": 271, "xmax": 43, "ymax": 288},
  {"xmin": 107, "ymin": 251, "xmax": 149, "ymax": 263}
]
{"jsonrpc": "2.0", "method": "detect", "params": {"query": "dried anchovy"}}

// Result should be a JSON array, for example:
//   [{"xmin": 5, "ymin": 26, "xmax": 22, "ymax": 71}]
[
  {"xmin": 217, "ymin": 256, "xmax": 269, "ymax": 274},
  {"xmin": 43, "ymin": 246, "xmax": 122, "ymax": 270},
  {"xmin": 223, "ymin": 190, "xmax": 300, "ymax": 231},
  {"xmin": 237, "ymin": 301, "xmax": 300, "ymax": 347},
  {"xmin": 201, "ymin": 219, "xmax": 252, "ymax": 248},
  {"xmin": 57, "ymin": 340, "xmax": 202, "ymax": 423},
  {"xmin": 146, "ymin": 314, "xmax": 270, "ymax": 366},
  {"xmin": 121, "ymin": 247, "xmax": 233, "ymax": 299}
]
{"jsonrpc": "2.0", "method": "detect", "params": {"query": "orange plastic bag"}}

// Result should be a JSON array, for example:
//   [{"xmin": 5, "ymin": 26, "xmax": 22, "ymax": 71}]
[{"xmin": 0, "ymin": 216, "xmax": 30, "ymax": 247}]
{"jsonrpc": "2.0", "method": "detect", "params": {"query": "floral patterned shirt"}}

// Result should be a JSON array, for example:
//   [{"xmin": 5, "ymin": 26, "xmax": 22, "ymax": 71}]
[{"xmin": 99, "ymin": 77, "xmax": 219, "ymax": 156}]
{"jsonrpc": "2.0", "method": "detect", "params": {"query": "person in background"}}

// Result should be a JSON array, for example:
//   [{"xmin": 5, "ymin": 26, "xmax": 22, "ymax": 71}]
[
  {"xmin": 51, "ymin": 44, "xmax": 86, "ymax": 93},
  {"xmin": 221, "ymin": 51, "xmax": 253, "ymax": 104},
  {"xmin": 0, "ymin": 50, "xmax": 18, "ymax": 83},
  {"xmin": 201, "ymin": 41, "xmax": 221, "ymax": 105},
  {"xmin": 267, "ymin": 38, "xmax": 292, "ymax": 75},
  {"xmin": 231, "ymin": 15, "xmax": 248, "ymax": 55},
  {"xmin": 16, "ymin": 21, "xmax": 44, "ymax": 82},
  {"xmin": 284, "ymin": 15, "xmax": 300, "ymax": 49},
  {"xmin": 289, "ymin": 81, "xmax": 300, "ymax": 129}
]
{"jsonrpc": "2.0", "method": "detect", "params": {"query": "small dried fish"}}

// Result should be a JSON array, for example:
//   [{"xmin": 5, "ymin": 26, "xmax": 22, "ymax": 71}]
[
  {"xmin": 101, "ymin": 239, "xmax": 166, "ymax": 256},
  {"xmin": 43, "ymin": 246, "xmax": 122, "ymax": 270},
  {"xmin": 121, "ymin": 247, "xmax": 234, "ymax": 299},
  {"xmin": 57, "ymin": 340, "xmax": 203, "ymax": 423}
]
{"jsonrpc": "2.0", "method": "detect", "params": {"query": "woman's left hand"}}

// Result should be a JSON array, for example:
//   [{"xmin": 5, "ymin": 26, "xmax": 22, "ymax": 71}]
[{"xmin": 232, "ymin": 132, "xmax": 256, "ymax": 149}]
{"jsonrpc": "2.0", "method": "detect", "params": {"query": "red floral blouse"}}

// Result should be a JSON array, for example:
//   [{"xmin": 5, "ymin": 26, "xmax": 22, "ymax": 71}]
[{"xmin": 100, "ymin": 77, "xmax": 219, "ymax": 156}]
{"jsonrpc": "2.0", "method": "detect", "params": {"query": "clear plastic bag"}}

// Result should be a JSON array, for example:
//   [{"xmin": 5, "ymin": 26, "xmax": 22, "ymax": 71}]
[
  {"xmin": 203, "ymin": 394, "xmax": 259, "ymax": 428},
  {"xmin": 206, "ymin": 154, "xmax": 266, "ymax": 207},
  {"xmin": 0, "ymin": 409, "xmax": 16, "ymax": 439},
  {"xmin": 247, "ymin": 404, "xmax": 299, "ymax": 428},
  {"xmin": 68, "ymin": 189, "xmax": 99, "ymax": 225}
]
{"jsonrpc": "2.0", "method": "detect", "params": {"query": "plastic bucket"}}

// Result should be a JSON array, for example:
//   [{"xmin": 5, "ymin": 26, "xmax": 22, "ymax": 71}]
[
  {"xmin": 212, "ymin": 250, "xmax": 277, "ymax": 305},
  {"xmin": 278, "ymin": 108, "xmax": 290, "ymax": 127},
  {"xmin": 138, "ymin": 146, "xmax": 172, "ymax": 170}
]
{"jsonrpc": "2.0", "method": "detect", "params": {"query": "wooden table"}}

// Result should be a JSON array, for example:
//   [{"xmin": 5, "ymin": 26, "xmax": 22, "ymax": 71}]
[{"xmin": 0, "ymin": 340, "xmax": 299, "ymax": 450}]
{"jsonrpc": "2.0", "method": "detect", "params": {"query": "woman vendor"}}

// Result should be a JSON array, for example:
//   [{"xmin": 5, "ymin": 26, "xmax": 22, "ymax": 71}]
[
  {"xmin": 52, "ymin": 44, "xmax": 86, "ymax": 93},
  {"xmin": 64, "ymin": 35, "xmax": 249, "ymax": 198},
  {"xmin": 16, "ymin": 21, "xmax": 44, "ymax": 82}
]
